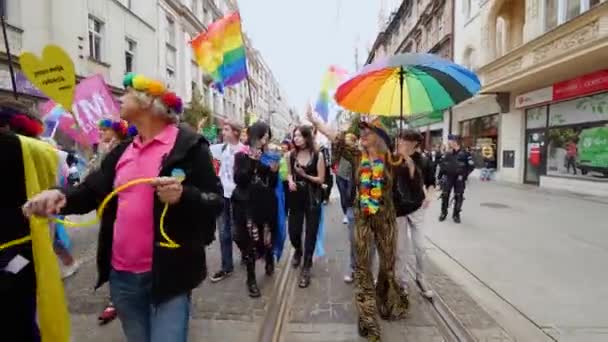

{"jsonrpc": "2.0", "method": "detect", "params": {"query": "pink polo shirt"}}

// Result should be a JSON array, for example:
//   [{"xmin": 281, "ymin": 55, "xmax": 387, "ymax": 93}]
[{"xmin": 111, "ymin": 124, "xmax": 179, "ymax": 273}]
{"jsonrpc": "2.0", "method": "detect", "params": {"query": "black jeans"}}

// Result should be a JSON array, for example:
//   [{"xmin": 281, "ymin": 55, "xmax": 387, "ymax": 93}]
[
  {"xmin": 288, "ymin": 205, "xmax": 322, "ymax": 267},
  {"xmin": 323, "ymin": 173, "xmax": 333, "ymax": 202},
  {"xmin": 335, "ymin": 176, "xmax": 353, "ymax": 215}
]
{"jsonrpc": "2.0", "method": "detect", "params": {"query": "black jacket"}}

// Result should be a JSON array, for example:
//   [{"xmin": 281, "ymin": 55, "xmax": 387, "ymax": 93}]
[
  {"xmin": 438, "ymin": 148, "xmax": 475, "ymax": 180},
  {"xmin": 393, "ymin": 152, "xmax": 431, "ymax": 217},
  {"xmin": 60, "ymin": 125, "xmax": 223, "ymax": 303}
]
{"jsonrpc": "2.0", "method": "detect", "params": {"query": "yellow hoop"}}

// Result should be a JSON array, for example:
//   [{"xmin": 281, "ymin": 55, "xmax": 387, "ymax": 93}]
[{"xmin": 0, "ymin": 177, "xmax": 180, "ymax": 252}]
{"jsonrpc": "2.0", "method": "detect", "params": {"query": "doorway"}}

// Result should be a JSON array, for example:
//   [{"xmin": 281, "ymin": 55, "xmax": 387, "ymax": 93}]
[{"xmin": 524, "ymin": 130, "xmax": 547, "ymax": 184}]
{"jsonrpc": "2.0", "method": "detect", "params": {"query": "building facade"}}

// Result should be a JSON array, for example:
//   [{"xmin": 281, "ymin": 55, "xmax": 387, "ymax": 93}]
[
  {"xmin": 0, "ymin": 0, "xmax": 289, "ymax": 137},
  {"xmin": 453, "ymin": 0, "xmax": 608, "ymax": 196},
  {"xmin": 367, "ymin": 0, "xmax": 454, "ymax": 148}
]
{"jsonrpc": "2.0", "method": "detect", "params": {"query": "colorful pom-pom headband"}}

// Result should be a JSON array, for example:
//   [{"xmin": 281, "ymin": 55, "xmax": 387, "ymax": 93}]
[
  {"xmin": 123, "ymin": 73, "xmax": 183, "ymax": 115},
  {"xmin": 98, "ymin": 118, "xmax": 137, "ymax": 137}
]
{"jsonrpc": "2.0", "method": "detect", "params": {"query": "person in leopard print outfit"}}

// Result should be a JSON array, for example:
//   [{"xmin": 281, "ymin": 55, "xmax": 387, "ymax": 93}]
[{"xmin": 308, "ymin": 106, "xmax": 408, "ymax": 341}]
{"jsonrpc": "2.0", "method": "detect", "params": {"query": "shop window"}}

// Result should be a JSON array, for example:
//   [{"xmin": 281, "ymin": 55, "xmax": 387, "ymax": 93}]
[
  {"xmin": 459, "ymin": 114, "xmax": 499, "ymax": 168},
  {"xmin": 546, "ymin": 93, "xmax": 608, "ymax": 179}
]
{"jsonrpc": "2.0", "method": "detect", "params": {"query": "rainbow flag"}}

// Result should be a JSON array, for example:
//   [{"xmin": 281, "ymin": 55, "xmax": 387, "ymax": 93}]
[
  {"xmin": 315, "ymin": 65, "xmax": 347, "ymax": 121},
  {"xmin": 191, "ymin": 12, "xmax": 248, "ymax": 92}
]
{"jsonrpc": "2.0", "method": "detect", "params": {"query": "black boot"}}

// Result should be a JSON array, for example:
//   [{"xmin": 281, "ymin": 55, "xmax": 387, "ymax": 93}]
[
  {"xmin": 453, "ymin": 194, "xmax": 463, "ymax": 224},
  {"xmin": 298, "ymin": 267, "xmax": 311, "ymax": 288},
  {"xmin": 246, "ymin": 258, "xmax": 261, "ymax": 298},
  {"xmin": 439, "ymin": 193, "xmax": 449, "ymax": 222},
  {"xmin": 292, "ymin": 249, "xmax": 302, "ymax": 268},
  {"xmin": 265, "ymin": 251, "xmax": 275, "ymax": 276},
  {"xmin": 298, "ymin": 258, "xmax": 312, "ymax": 288}
]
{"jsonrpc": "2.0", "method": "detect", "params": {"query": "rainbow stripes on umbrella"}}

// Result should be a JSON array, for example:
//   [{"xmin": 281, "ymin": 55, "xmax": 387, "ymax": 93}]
[
  {"xmin": 335, "ymin": 53, "xmax": 480, "ymax": 116},
  {"xmin": 191, "ymin": 12, "xmax": 248, "ymax": 92}
]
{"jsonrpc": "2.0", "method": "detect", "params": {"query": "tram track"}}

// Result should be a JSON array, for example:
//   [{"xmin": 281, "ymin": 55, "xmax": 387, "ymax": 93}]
[
  {"xmin": 406, "ymin": 264, "xmax": 476, "ymax": 342},
  {"xmin": 257, "ymin": 248, "xmax": 297, "ymax": 342},
  {"xmin": 257, "ymin": 249, "xmax": 477, "ymax": 342}
]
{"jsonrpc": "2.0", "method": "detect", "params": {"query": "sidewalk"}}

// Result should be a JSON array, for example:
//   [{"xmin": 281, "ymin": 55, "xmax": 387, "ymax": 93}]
[
  {"xmin": 279, "ymin": 201, "xmax": 516, "ymax": 342},
  {"xmin": 425, "ymin": 179, "xmax": 608, "ymax": 342}
]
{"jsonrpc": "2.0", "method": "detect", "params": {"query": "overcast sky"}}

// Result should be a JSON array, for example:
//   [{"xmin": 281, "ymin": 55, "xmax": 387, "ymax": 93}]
[{"xmin": 238, "ymin": 0, "xmax": 381, "ymax": 113}]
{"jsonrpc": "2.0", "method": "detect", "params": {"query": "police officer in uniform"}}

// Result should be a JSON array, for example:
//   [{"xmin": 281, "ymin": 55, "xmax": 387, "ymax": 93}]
[{"xmin": 438, "ymin": 135, "xmax": 475, "ymax": 223}]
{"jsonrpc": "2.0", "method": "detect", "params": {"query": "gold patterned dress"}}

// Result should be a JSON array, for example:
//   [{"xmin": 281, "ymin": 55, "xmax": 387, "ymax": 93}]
[{"xmin": 332, "ymin": 133, "xmax": 409, "ymax": 341}]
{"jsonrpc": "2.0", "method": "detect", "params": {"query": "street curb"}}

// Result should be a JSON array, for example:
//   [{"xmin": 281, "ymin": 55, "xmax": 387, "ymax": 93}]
[{"xmin": 257, "ymin": 247, "xmax": 295, "ymax": 342}]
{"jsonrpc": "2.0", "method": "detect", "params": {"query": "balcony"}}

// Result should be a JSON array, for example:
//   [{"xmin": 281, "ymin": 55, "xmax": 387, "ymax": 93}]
[
  {"xmin": 0, "ymin": 23, "xmax": 23, "ymax": 56},
  {"xmin": 477, "ymin": 4, "xmax": 608, "ymax": 94}
]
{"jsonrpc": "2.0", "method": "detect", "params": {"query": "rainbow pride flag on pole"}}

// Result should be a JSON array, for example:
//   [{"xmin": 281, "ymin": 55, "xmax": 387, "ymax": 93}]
[
  {"xmin": 315, "ymin": 65, "xmax": 347, "ymax": 121},
  {"xmin": 191, "ymin": 12, "xmax": 248, "ymax": 93}
]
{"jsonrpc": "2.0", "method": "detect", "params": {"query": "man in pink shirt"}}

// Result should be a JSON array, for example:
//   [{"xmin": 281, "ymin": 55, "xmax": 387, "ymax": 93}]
[{"xmin": 24, "ymin": 74, "xmax": 223, "ymax": 342}]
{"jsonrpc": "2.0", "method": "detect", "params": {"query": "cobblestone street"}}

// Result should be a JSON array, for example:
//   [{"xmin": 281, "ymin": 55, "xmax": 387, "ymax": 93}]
[{"xmin": 64, "ymin": 194, "xmax": 530, "ymax": 341}]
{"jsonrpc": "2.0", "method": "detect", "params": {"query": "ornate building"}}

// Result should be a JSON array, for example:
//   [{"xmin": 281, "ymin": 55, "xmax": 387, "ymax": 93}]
[
  {"xmin": 453, "ymin": 0, "xmax": 608, "ymax": 196},
  {"xmin": 367, "ymin": 0, "xmax": 454, "ymax": 63},
  {"xmin": 367, "ymin": 0, "xmax": 455, "ymax": 149}
]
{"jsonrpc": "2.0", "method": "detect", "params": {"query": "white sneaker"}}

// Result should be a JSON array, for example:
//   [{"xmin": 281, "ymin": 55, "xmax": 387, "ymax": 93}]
[
  {"xmin": 344, "ymin": 273, "xmax": 354, "ymax": 284},
  {"xmin": 416, "ymin": 276, "xmax": 434, "ymax": 299},
  {"xmin": 61, "ymin": 261, "xmax": 80, "ymax": 279},
  {"xmin": 342, "ymin": 216, "xmax": 348, "ymax": 224}
]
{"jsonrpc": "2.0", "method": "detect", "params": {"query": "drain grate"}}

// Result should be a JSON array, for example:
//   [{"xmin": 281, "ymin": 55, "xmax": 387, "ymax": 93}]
[{"xmin": 480, "ymin": 202, "xmax": 510, "ymax": 209}]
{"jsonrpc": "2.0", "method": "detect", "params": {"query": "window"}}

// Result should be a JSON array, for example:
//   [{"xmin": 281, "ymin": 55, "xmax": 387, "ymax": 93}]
[
  {"xmin": 203, "ymin": 7, "xmax": 209, "ymax": 25},
  {"xmin": 166, "ymin": 16, "xmax": 175, "ymax": 46},
  {"xmin": 495, "ymin": 17, "xmax": 506, "ymax": 57},
  {"xmin": 166, "ymin": 47, "xmax": 176, "ymax": 70},
  {"xmin": 462, "ymin": 47, "xmax": 476, "ymax": 70},
  {"xmin": 565, "ymin": 0, "xmax": 580, "ymax": 20},
  {"xmin": 437, "ymin": 15, "xmax": 443, "ymax": 34},
  {"xmin": 125, "ymin": 38, "xmax": 136, "ymax": 73},
  {"xmin": 192, "ymin": 0, "xmax": 199, "ymax": 16},
  {"xmin": 463, "ymin": 0, "xmax": 471, "ymax": 19},
  {"xmin": 88, "ymin": 16, "xmax": 104, "ymax": 62},
  {"xmin": 544, "ymin": 0, "xmax": 599, "ymax": 32},
  {"xmin": 545, "ymin": 0, "xmax": 559, "ymax": 30},
  {"xmin": 166, "ymin": 68, "xmax": 175, "ymax": 89}
]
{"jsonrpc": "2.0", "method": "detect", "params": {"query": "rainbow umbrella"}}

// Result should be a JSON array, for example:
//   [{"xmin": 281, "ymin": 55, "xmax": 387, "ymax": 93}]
[{"xmin": 335, "ymin": 53, "xmax": 480, "ymax": 128}]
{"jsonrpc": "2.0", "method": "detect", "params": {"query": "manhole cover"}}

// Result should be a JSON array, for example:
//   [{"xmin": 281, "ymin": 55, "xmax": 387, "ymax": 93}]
[{"xmin": 480, "ymin": 202, "xmax": 510, "ymax": 209}]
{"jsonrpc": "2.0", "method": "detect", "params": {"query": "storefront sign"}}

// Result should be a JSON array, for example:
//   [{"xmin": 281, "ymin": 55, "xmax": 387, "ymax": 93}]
[
  {"xmin": 517, "ymin": 70, "xmax": 608, "ymax": 108},
  {"xmin": 553, "ymin": 70, "xmax": 608, "ymax": 101},
  {"xmin": 515, "ymin": 86, "xmax": 552, "ymax": 109}
]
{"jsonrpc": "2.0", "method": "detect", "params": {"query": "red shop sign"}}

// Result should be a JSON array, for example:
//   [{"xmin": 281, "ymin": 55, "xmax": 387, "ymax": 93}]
[{"xmin": 553, "ymin": 70, "xmax": 608, "ymax": 101}]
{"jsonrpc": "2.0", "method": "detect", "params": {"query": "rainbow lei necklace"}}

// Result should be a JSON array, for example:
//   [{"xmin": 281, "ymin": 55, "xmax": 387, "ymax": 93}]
[{"xmin": 359, "ymin": 154, "xmax": 385, "ymax": 215}]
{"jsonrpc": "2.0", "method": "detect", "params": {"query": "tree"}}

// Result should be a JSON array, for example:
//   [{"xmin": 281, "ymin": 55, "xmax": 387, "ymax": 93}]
[{"xmin": 182, "ymin": 87, "xmax": 212, "ymax": 131}]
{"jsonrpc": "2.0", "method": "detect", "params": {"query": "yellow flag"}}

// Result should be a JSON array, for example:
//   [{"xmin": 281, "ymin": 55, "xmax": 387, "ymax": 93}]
[{"xmin": 19, "ymin": 135, "xmax": 71, "ymax": 342}]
